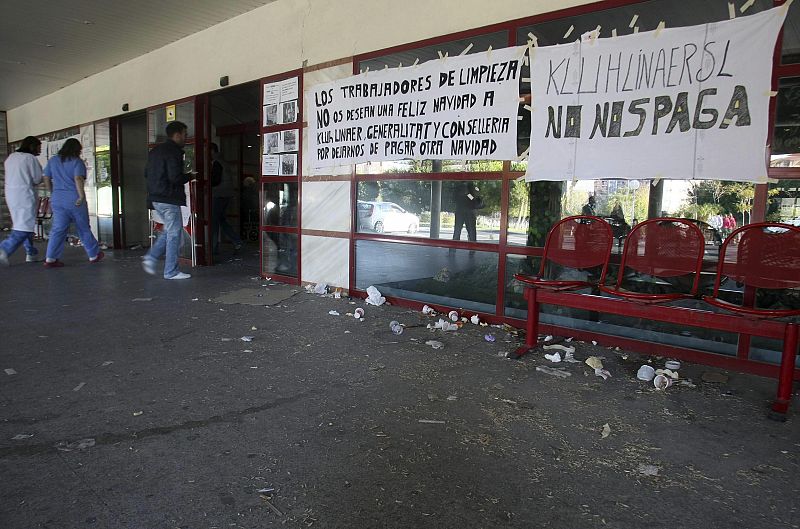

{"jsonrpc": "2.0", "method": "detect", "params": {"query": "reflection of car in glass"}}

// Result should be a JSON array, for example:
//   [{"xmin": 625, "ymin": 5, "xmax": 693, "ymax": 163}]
[{"xmin": 358, "ymin": 201, "xmax": 419, "ymax": 234}]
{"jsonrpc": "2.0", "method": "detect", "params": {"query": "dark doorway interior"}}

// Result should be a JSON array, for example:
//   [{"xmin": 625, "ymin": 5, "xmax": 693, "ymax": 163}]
[
  {"xmin": 118, "ymin": 112, "xmax": 149, "ymax": 248},
  {"xmin": 209, "ymin": 82, "xmax": 260, "ymax": 263}
]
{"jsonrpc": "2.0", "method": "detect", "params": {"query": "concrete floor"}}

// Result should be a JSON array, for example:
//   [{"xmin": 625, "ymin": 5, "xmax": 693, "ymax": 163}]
[{"xmin": 0, "ymin": 246, "xmax": 798, "ymax": 529}]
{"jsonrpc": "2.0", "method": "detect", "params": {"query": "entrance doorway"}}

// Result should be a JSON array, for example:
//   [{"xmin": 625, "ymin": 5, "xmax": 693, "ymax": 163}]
[
  {"xmin": 117, "ymin": 111, "xmax": 149, "ymax": 248},
  {"xmin": 208, "ymin": 82, "xmax": 260, "ymax": 264}
]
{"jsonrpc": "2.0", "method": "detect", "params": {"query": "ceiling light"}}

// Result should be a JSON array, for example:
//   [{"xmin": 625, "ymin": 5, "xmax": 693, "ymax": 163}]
[{"xmin": 83, "ymin": 20, "xmax": 94, "ymax": 25}]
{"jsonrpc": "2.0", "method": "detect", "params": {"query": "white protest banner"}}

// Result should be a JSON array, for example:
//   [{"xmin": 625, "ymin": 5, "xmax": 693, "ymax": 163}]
[
  {"xmin": 308, "ymin": 46, "xmax": 526, "ymax": 169},
  {"xmin": 526, "ymin": 6, "xmax": 787, "ymax": 183}
]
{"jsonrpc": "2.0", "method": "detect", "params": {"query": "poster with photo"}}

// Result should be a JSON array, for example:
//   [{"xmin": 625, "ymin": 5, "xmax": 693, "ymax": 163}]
[
  {"xmin": 264, "ymin": 132, "xmax": 280, "ymax": 154},
  {"xmin": 262, "ymin": 155, "xmax": 280, "ymax": 176},
  {"xmin": 280, "ymin": 154, "xmax": 297, "ymax": 176},
  {"xmin": 280, "ymin": 100, "xmax": 297, "ymax": 124},
  {"xmin": 263, "ymin": 104, "xmax": 278, "ymax": 127},
  {"xmin": 281, "ymin": 130, "xmax": 298, "ymax": 152},
  {"xmin": 279, "ymin": 78, "xmax": 298, "ymax": 103}
]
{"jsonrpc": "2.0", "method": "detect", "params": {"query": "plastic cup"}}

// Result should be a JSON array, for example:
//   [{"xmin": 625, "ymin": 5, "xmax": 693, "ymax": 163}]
[
  {"xmin": 653, "ymin": 374, "xmax": 672, "ymax": 390},
  {"xmin": 637, "ymin": 365, "xmax": 656, "ymax": 381}
]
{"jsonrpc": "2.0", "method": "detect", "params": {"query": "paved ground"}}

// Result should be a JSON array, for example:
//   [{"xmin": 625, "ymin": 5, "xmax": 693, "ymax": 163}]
[{"xmin": 1, "ymin": 247, "xmax": 798, "ymax": 529}]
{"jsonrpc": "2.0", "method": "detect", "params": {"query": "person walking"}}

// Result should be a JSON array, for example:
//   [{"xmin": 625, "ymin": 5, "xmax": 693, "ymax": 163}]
[
  {"xmin": 722, "ymin": 213, "xmax": 733, "ymax": 237},
  {"xmin": 42, "ymin": 138, "xmax": 103, "ymax": 267},
  {"xmin": 0, "ymin": 136, "xmax": 45, "ymax": 266},
  {"xmin": 142, "ymin": 121, "xmax": 194, "ymax": 280},
  {"xmin": 209, "ymin": 143, "xmax": 243, "ymax": 256}
]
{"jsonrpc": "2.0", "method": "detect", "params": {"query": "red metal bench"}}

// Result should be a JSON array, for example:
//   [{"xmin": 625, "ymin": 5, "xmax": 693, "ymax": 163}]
[
  {"xmin": 514, "ymin": 215, "xmax": 613, "ymax": 292},
  {"xmin": 515, "ymin": 218, "xmax": 800, "ymax": 418},
  {"xmin": 599, "ymin": 218, "xmax": 705, "ymax": 303}
]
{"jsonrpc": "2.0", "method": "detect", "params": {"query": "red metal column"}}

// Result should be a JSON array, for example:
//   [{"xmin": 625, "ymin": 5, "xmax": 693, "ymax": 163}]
[{"xmin": 772, "ymin": 323, "xmax": 799, "ymax": 415}]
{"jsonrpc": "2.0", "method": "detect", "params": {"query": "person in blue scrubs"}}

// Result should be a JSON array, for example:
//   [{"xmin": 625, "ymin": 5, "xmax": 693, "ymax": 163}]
[{"xmin": 42, "ymin": 138, "xmax": 104, "ymax": 267}]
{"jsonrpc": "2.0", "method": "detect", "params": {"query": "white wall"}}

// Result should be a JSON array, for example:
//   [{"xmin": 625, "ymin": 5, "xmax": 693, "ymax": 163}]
[{"xmin": 7, "ymin": 0, "xmax": 595, "ymax": 140}]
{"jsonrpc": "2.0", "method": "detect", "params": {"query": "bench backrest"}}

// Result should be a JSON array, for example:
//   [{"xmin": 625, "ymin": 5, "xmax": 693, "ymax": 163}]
[
  {"xmin": 714, "ymin": 223, "xmax": 800, "ymax": 292},
  {"xmin": 539, "ymin": 215, "xmax": 613, "ymax": 280},
  {"xmin": 615, "ymin": 217, "xmax": 705, "ymax": 294}
]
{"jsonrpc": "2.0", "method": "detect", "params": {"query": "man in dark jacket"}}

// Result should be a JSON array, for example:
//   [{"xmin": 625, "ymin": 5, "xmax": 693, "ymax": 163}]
[
  {"xmin": 453, "ymin": 182, "xmax": 481, "ymax": 242},
  {"xmin": 142, "ymin": 121, "xmax": 194, "ymax": 279}
]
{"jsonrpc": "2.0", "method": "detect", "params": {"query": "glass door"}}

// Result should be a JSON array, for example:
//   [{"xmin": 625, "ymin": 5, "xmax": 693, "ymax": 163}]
[{"xmin": 146, "ymin": 98, "xmax": 210, "ymax": 266}]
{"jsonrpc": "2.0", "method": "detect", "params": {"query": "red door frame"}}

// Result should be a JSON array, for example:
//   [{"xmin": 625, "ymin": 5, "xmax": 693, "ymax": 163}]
[{"xmin": 258, "ymin": 69, "xmax": 304, "ymax": 285}]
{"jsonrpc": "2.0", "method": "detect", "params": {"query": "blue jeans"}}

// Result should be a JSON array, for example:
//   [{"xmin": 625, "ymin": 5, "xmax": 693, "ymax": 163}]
[
  {"xmin": 0, "ymin": 230, "xmax": 37, "ymax": 257},
  {"xmin": 212, "ymin": 196, "xmax": 242, "ymax": 253},
  {"xmin": 145, "ymin": 202, "xmax": 183, "ymax": 278},
  {"xmin": 46, "ymin": 201, "xmax": 100, "ymax": 260}
]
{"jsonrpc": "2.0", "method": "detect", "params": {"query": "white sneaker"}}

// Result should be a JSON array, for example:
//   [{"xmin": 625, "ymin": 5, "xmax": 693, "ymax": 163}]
[
  {"xmin": 165, "ymin": 272, "xmax": 191, "ymax": 280},
  {"xmin": 0, "ymin": 249, "xmax": 8, "ymax": 267},
  {"xmin": 26, "ymin": 254, "xmax": 43, "ymax": 263},
  {"xmin": 141, "ymin": 258, "xmax": 157, "ymax": 276}
]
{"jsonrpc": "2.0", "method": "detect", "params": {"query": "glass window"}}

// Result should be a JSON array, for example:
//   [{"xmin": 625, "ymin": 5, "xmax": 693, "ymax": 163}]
[
  {"xmin": 510, "ymin": 179, "xmax": 752, "ymax": 253},
  {"xmin": 771, "ymin": 77, "xmax": 800, "ymax": 167},
  {"xmin": 148, "ymin": 101, "xmax": 195, "ymax": 144},
  {"xmin": 262, "ymin": 182, "xmax": 298, "ymax": 227},
  {"xmin": 355, "ymin": 240, "xmax": 498, "ymax": 313},
  {"xmin": 358, "ymin": 31, "xmax": 508, "ymax": 71},
  {"xmin": 781, "ymin": 1, "xmax": 800, "ymax": 64},
  {"xmin": 262, "ymin": 231, "xmax": 298, "ymax": 277},
  {"xmin": 357, "ymin": 179, "xmax": 501, "ymax": 242},
  {"xmin": 517, "ymin": 0, "xmax": 772, "ymax": 50},
  {"xmin": 767, "ymin": 179, "xmax": 800, "ymax": 224}
]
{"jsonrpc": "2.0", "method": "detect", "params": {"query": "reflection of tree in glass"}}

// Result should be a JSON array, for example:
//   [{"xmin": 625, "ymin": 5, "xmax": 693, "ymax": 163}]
[
  {"xmin": 677, "ymin": 181, "xmax": 755, "ymax": 225},
  {"xmin": 767, "ymin": 180, "xmax": 800, "ymax": 222}
]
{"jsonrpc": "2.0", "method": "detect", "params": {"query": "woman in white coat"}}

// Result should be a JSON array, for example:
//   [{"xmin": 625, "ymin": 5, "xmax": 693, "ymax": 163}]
[{"xmin": 0, "ymin": 136, "xmax": 44, "ymax": 266}]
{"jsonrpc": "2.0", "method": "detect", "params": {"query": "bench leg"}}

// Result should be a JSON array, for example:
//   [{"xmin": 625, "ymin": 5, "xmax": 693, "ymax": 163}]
[
  {"xmin": 771, "ymin": 323, "xmax": 798, "ymax": 418},
  {"xmin": 514, "ymin": 288, "xmax": 540, "ymax": 359}
]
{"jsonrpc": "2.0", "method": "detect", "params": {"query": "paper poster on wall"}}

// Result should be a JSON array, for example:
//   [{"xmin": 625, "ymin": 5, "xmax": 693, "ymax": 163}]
[
  {"xmin": 525, "ymin": 6, "xmax": 788, "ymax": 183},
  {"xmin": 80, "ymin": 124, "xmax": 96, "ymax": 185},
  {"xmin": 263, "ymin": 83, "xmax": 281, "ymax": 105},
  {"xmin": 37, "ymin": 141, "xmax": 48, "ymax": 168},
  {"xmin": 307, "ymin": 45, "xmax": 525, "ymax": 168},
  {"xmin": 262, "ymin": 155, "xmax": 280, "ymax": 175},
  {"xmin": 280, "ymin": 154, "xmax": 297, "ymax": 176},
  {"xmin": 263, "ymin": 104, "xmax": 278, "ymax": 127},
  {"xmin": 281, "ymin": 129, "xmax": 298, "ymax": 152},
  {"xmin": 279, "ymin": 78, "xmax": 299, "ymax": 102},
  {"xmin": 280, "ymin": 100, "xmax": 298, "ymax": 124},
  {"xmin": 264, "ymin": 132, "xmax": 280, "ymax": 154}
]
